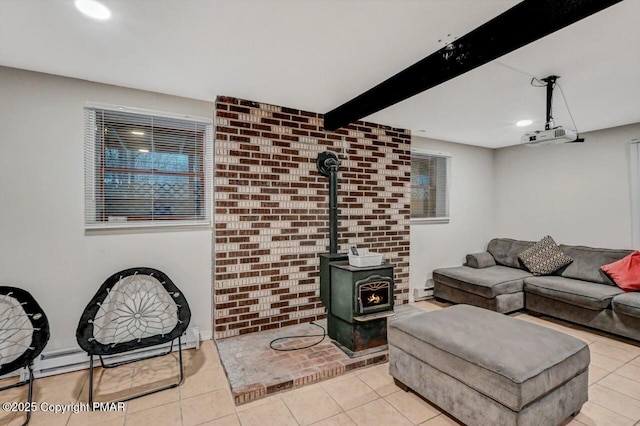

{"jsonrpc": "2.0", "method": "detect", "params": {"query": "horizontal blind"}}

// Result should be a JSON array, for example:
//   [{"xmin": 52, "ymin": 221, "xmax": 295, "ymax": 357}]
[
  {"xmin": 84, "ymin": 104, "xmax": 213, "ymax": 229},
  {"xmin": 411, "ymin": 151, "xmax": 450, "ymax": 219}
]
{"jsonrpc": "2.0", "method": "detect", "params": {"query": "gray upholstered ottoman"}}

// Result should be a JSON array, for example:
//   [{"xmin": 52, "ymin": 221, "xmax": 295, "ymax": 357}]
[{"xmin": 389, "ymin": 305, "xmax": 589, "ymax": 426}]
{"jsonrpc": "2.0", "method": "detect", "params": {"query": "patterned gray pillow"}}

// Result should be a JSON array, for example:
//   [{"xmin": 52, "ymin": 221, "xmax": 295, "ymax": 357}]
[{"xmin": 518, "ymin": 235, "xmax": 573, "ymax": 276}]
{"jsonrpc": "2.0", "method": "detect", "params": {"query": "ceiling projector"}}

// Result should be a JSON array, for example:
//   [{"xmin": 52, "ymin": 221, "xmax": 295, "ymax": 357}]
[
  {"xmin": 520, "ymin": 75, "xmax": 584, "ymax": 146},
  {"xmin": 521, "ymin": 126, "xmax": 578, "ymax": 146}
]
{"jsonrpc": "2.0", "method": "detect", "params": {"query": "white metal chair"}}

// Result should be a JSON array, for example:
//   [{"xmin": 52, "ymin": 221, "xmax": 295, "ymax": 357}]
[
  {"xmin": 75, "ymin": 267, "xmax": 191, "ymax": 405},
  {"xmin": 0, "ymin": 286, "xmax": 50, "ymax": 426}
]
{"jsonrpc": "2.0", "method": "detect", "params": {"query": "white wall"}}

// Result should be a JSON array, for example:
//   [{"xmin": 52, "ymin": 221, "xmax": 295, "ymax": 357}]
[
  {"xmin": 410, "ymin": 124, "xmax": 640, "ymax": 298},
  {"xmin": 494, "ymin": 123, "xmax": 640, "ymax": 249},
  {"xmin": 410, "ymin": 136, "xmax": 495, "ymax": 296},
  {"xmin": 0, "ymin": 67, "xmax": 214, "ymax": 351}
]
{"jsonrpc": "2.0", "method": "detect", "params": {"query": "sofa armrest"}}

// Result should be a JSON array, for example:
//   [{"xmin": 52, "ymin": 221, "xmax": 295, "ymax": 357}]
[{"xmin": 465, "ymin": 252, "xmax": 497, "ymax": 269}]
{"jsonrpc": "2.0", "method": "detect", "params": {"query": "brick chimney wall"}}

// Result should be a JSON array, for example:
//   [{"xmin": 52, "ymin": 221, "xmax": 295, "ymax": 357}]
[{"xmin": 214, "ymin": 96, "xmax": 410, "ymax": 339}]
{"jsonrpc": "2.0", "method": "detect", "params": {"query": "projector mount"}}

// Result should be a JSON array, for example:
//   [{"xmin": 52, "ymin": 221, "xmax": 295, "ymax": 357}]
[
  {"xmin": 522, "ymin": 75, "xmax": 584, "ymax": 145},
  {"xmin": 541, "ymin": 75, "xmax": 558, "ymax": 130}
]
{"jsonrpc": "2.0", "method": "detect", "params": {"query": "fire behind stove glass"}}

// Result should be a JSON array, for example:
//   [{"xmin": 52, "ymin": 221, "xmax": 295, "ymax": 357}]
[{"xmin": 358, "ymin": 280, "xmax": 391, "ymax": 314}]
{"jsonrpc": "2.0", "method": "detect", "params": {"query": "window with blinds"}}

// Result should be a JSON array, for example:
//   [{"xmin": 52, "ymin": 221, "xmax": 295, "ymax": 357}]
[
  {"xmin": 411, "ymin": 150, "xmax": 450, "ymax": 222},
  {"xmin": 84, "ymin": 103, "xmax": 213, "ymax": 229}
]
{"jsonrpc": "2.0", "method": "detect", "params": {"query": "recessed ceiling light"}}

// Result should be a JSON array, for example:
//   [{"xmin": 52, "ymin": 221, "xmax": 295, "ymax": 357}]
[
  {"xmin": 516, "ymin": 119, "xmax": 533, "ymax": 127},
  {"xmin": 74, "ymin": 0, "xmax": 111, "ymax": 21},
  {"xmin": 138, "ymin": 149, "xmax": 149, "ymax": 153},
  {"xmin": 131, "ymin": 131, "xmax": 145, "ymax": 136}
]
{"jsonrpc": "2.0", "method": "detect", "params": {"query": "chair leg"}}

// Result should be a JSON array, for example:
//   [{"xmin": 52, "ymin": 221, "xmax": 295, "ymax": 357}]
[
  {"xmin": 20, "ymin": 365, "xmax": 34, "ymax": 426},
  {"xmin": 88, "ymin": 337, "xmax": 185, "ymax": 406},
  {"xmin": 177, "ymin": 336, "xmax": 184, "ymax": 386},
  {"xmin": 118, "ymin": 336, "xmax": 184, "ymax": 403},
  {"xmin": 89, "ymin": 355, "xmax": 94, "ymax": 408},
  {"xmin": 0, "ymin": 364, "xmax": 36, "ymax": 425}
]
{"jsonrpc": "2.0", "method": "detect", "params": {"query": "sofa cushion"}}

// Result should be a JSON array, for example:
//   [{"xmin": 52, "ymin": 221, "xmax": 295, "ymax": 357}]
[
  {"xmin": 465, "ymin": 252, "xmax": 496, "ymax": 269},
  {"xmin": 559, "ymin": 245, "xmax": 633, "ymax": 285},
  {"xmin": 524, "ymin": 276, "xmax": 624, "ymax": 310},
  {"xmin": 487, "ymin": 238, "xmax": 535, "ymax": 269},
  {"xmin": 518, "ymin": 235, "xmax": 573, "ymax": 276},
  {"xmin": 601, "ymin": 251, "xmax": 640, "ymax": 292},
  {"xmin": 433, "ymin": 265, "xmax": 531, "ymax": 299},
  {"xmin": 612, "ymin": 293, "xmax": 640, "ymax": 319}
]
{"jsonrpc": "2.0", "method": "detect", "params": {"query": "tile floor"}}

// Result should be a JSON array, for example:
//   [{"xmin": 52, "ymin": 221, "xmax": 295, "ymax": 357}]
[{"xmin": 2, "ymin": 299, "xmax": 640, "ymax": 425}]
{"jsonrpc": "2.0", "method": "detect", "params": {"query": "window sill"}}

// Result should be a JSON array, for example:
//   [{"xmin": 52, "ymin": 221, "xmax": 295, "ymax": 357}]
[
  {"xmin": 410, "ymin": 217, "xmax": 450, "ymax": 225},
  {"xmin": 85, "ymin": 221, "xmax": 212, "ymax": 235}
]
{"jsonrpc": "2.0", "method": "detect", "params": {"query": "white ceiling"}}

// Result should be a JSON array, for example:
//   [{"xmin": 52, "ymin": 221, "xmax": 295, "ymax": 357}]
[{"xmin": 1, "ymin": 0, "xmax": 639, "ymax": 148}]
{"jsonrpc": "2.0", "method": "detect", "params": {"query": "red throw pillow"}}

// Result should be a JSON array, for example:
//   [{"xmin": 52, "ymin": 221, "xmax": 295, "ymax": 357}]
[{"xmin": 601, "ymin": 251, "xmax": 640, "ymax": 292}]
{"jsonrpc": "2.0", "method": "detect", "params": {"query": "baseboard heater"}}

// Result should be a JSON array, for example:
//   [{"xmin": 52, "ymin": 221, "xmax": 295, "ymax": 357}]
[
  {"xmin": 4, "ymin": 327, "xmax": 200, "ymax": 382},
  {"xmin": 414, "ymin": 279, "xmax": 435, "ymax": 301}
]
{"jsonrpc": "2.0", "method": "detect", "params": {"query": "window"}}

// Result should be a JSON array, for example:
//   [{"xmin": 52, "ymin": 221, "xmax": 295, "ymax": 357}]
[
  {"xmin": 631, "ymin": 139, "xmax": 640, "ymax": 248},
  {"xmin": 411, "ymin": 150, "xmax": 450, "ymax": 222},
  {"xmin": 84, "ymin": 103, "xmax": 213, "ymax": 229}
]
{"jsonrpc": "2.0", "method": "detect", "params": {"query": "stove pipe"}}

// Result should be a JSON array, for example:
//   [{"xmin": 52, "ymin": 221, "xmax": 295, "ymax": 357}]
[{"xmin": 316, "ymin": 151, "xmax": 341, "ymax": 254}]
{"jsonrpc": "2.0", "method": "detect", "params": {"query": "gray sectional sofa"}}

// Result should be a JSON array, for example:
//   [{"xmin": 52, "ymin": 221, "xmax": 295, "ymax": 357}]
[{"xmin": 433, "ymin": 238, "xmax": 640, "ymax": 341}]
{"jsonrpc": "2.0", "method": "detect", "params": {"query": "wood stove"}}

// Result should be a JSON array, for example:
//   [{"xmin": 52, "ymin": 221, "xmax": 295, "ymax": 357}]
[
  {"xmin": 316, "ymin": 151, "xmax": 395, "ymax": 356},
  {"xmin": 325, "ymin": 263, "xmax": 395, "ymax": 354}
]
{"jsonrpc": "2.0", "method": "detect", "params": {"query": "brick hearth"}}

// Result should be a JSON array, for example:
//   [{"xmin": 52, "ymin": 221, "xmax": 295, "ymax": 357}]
[{"xmin": 217, "ymin": 319, "xmax": 387, "ymax": 405}]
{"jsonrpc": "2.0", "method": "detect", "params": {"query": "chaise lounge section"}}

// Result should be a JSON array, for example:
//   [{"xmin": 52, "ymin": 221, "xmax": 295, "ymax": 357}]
[
  {"xmin": 433, "ymin": 238, "xmax": 534, "ymax": 313},
  {"xmin": 433, "ymin": 237, "xmax": 640, "ymax": 341}
]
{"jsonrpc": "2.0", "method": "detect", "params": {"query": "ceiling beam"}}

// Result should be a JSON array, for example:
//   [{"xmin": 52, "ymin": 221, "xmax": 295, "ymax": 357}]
[{"xmin": 323, "ymin": 0, "xmax": 623, "ymax": 131}]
